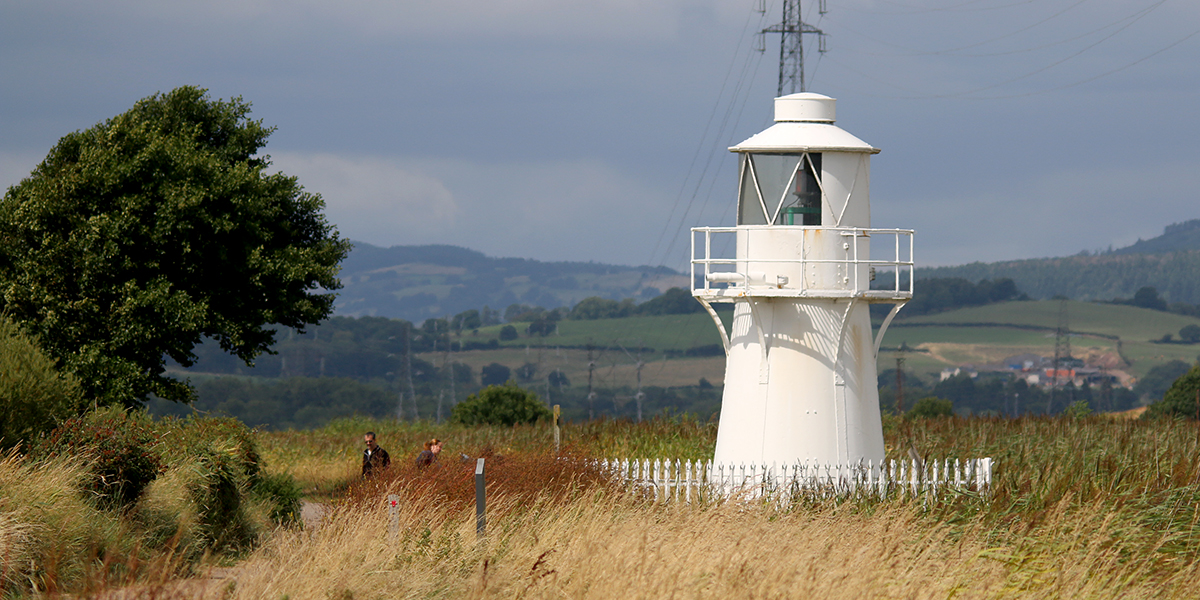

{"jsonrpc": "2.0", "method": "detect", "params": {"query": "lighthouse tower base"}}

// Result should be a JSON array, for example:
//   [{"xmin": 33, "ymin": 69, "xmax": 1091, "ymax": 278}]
[{"xmin": 711, "ymin": 298, "xmax": 885, "ymax": 467}]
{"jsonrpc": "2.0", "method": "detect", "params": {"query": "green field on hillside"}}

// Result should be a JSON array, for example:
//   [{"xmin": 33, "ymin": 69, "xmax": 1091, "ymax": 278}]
[
  {"xmin": 462, "ymin": 300, "xmax": 1200, "ymax": 384},
  {"xmin": 881, "ymin": 300, "xmax": 1200, "ymax": 379},
  {"xmin": 474, "ymin": 312, "xmax": 729, "ymax": 351},
  {"xmin": 897, "ymin": 300, "xmax": 1200, "ymax": 341}
]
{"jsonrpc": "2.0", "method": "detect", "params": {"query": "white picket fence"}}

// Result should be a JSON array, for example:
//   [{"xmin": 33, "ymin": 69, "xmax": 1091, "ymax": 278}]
[{"xmin": 597, "ymin": 458, "xmax": 994, "ymax": 503}]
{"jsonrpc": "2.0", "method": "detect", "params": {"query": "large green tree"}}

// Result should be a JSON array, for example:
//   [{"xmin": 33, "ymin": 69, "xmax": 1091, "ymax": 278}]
[
  {"xmin": 0, "ymin": 86, "xmax": 350, "ymax": 406},
  {"xmin": 1144, "ymin": 364, "xmax": 1200, "ymax": 420}
]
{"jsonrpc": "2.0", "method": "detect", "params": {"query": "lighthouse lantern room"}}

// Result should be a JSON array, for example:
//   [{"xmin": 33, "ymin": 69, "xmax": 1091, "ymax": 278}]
[{"xmin": 692, "ymin": 93, "xmax": 914, "ymax": 467}]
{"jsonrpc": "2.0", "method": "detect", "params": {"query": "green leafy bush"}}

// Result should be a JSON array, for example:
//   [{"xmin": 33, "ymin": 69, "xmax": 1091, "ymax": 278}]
[
  {"xmin": 1144, "ymin": 365, "xmax": 1200, "ymax": 419},
  {"xmin": 906, "ymin": 397, "xmax": 954, "ymax": 418},
  {"xmin": 35, "ymin": 406, "xmax": 163, "ymax": 509},
  {"xmin": 159, "ymin": 415, "xmax": 299, "ymax": 549},
  {"xmin": 499, "ymin": 324, "xmax": 518, "ymax": 341},
  {"xmin": 253, "ymin": 471, "xmax": 303, "ymax": 525},
  {"xmin": 451, "ymin": 383, "xmax": 552, "ymax": 426},
  {"xmin": 0, "ymin": 317, "xmax": 83, "ymax": 449},
  {"xmin": 162, "ymin": 415, "xmax": 262, "ymax": 484}
]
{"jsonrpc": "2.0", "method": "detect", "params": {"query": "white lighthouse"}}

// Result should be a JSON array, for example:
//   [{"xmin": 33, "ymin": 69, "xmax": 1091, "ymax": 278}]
[{"xmin": 692, "ymin": 93, "xmax": 913, "ymax": 468}]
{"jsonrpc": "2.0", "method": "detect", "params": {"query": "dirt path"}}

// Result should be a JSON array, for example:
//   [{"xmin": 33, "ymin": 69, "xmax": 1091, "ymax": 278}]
[{"xmin": 301, "ymin": 499, "xmax": 329, "ymax": 529}]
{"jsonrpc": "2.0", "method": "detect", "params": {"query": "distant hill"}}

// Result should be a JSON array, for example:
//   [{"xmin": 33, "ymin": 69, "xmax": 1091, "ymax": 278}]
[
  {"xmin": 921, "ymin": 219, "xmax": 1200, "ymax": 304},
  {"xmin": 1109, "ymin": 219, "xmax": 1200, "ymax": 255},
  {"xmin": 335, "ymin": 243, "xmax": 688, "ymax": 322},
  {"xmin": 335, "ymin": 219, "xmax": 1200, "ymax": 321}
]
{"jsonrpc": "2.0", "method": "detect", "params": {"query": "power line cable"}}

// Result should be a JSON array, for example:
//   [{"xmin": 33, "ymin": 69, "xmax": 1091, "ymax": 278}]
[
  {"xmin": 652, "ymin": 19, "xmax": 769, "ymax": 269},
  {"xmin": 833, "ymin": 0, "xmax": 1154, "ymax": 59},
  {"xmin": 925, "ymin": 0, "xmax": 1168, "ymax": 98},
  {"xmin": 841, "ymin": 0, "xmax": 1040, "ymax": 16},
  {"xmin": 647, "ymin": 4, "xmax": 764, "ymax": 268},
  {"xmin": 826, "ymin": 0, "xmax": 1172, "ymax": 99},
  {"xmin": 978, "ymin": 26, "xmax": 1200, "ymax": 99}
]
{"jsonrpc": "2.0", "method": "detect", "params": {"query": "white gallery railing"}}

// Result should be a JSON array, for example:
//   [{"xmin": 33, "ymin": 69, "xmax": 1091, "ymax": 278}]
[
  {"xmin": 690, "ymin": 226, "xmax": 914, "ymax": 301},
  {"xmin": 597, "ymin": 458, "xmax": 994, "ymax": 503}
]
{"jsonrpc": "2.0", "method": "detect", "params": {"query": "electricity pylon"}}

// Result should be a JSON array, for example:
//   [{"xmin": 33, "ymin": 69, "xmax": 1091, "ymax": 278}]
[{"xmin": 758, "ymin": 0, "xmax": 827, "ymax": 95}]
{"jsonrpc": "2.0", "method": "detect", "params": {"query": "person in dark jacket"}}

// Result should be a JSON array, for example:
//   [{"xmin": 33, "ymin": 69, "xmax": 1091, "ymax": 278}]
[
  {"xmin": 362, "ymin": 432, "xmax": 391, "ymax": 477},
  {"xmin": 415, "ymin": 438, "xmax": 442, "ymax": 469}
]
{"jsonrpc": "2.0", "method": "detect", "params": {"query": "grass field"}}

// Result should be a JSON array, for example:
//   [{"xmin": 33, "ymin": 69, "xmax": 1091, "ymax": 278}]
[
  {"xmin": 149, "ymin": 416, "xmax": 1200, "ymax": 597},
  {"xmin": 15, "ymin": 413, "xmax": 1200, "ymax": 597}
]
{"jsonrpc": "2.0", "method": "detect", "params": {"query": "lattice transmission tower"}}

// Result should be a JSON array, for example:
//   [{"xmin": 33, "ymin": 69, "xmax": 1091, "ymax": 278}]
[
  {"xmin": 758, "ymin": 0, "xmax": 827, "ymax": 96},
  {"xmin": 1049, "ymin": 299, "xmax": 1072, "ymax": 413}
]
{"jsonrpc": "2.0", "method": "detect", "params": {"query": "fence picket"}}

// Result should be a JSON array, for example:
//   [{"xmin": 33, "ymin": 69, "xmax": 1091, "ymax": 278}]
[{"xmin": 590, "ymin": 457, "xmax": 989, "ymax": 504}]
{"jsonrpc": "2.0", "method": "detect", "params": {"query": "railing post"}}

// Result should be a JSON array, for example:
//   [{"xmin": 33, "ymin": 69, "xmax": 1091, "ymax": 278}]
[{"xmin": 475, "ymin": 458, "xmax": 486, "ymax": 539}]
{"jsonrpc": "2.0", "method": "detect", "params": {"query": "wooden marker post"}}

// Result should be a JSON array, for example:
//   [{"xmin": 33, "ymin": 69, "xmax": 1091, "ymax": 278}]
[
  {"xmin": 553, "ymin": 404, "xmax": 561, "ymax": 454},
  {"xmin": 387, "ymin": 494, "xmax": 400, "ymax": 541},
  {"xmin": 475, "ymin": 458, "xmax": 486, "ymax": 539}
]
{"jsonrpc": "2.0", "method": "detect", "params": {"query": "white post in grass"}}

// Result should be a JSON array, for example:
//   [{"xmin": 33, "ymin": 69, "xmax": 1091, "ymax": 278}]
[
  {"xmin": 693, "ymin": 93, "xmax": 913, "ymax": 469},
  {"xmin": 388, "ymin": 494, "xmax": 400, "ymax": 541},
  {"xmin": 475, "ymin": 458, "xmax": 486, "ymax": 539}
]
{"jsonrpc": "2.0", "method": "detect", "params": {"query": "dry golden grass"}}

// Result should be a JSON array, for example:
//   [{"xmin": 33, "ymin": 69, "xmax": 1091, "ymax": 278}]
[
  {"xmin": 32, "ymin": 416, "xmax": 1200, "ymax": 598},
  {"xmin": 142, "ymin": 488, "xmax": 1198, "ymax": 600}
]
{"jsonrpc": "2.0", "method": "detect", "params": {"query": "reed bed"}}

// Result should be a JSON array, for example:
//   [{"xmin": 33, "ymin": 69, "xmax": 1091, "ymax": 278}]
[
  {"xmin": 258, "ymin": 415, "xmax": 717, "ymax": 495},
  {"xmin": 22, "ymin": 414, "xmax": 1200, "ymax": 597},
  {"xmin": 155, "ymin": 484, "xmax": 1199, "ymax": 599}
]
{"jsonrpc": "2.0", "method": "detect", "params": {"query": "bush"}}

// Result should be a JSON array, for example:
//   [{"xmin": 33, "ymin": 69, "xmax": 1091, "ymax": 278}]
[
  {"xmin": 1134, "ymin": 360, "xmax": 1192, "ymax": 402},
  {"xmin": 451, "ymin": 383, "xmax": 552, "ymax": 426},
  {"xmin": 569, "ymin": 297, "xmax": 634, "ymax": 320},
  {"xmin": 252, "ymin": 471, "xmax": 303, "ymax": 526},
  {"xmin": 1144, "ymin": 365, "xmax": 1200, "ymax": 420},
  {"xmin": 481, "ymin": 362, "xmax": 512, "ymax": 386},
  {"xmin": 35, "ymin": 406, "xmax": 164, "ymax": 509},
  {"xmin": 636, "ymin": 287, "xmax": 704, "ymax": 316},
  {"xmin": 0, "ymin": 317, "xmax": 83, "ymax": 449},
  {"xmin": 1180, "ymin": 324, "xmax": 1200, "ymax": 344},
  {"xmin": 0, "ymin": 452, "xmax": 133, "ymax": 595},
  {"xmin": 161, "ymin": 415, "xmax": 302, "ymax": 547},
  {"xmin": 906, "ymin": 397, "xmax": 953, "ymax": 418},
  {"xmin": 499, "ymin": 324, "xmax": 519, "ymax": 341}
]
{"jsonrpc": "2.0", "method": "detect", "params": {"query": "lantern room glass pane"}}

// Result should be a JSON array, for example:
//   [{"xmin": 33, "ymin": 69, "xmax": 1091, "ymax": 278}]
[
  {"xmin": 737, "ymin": 155, "xmax": 767, "ymax": 225},
  {"xmin": 749, "ymin": 154, "xmax": 796, "ymax": 223},
  {"xmin": 780, "ymin": 153, "xmax": 821, "ymax": 226},
  {"xmin": 736, "ymin": 153, "xmax": 824, "ymax": 225}
]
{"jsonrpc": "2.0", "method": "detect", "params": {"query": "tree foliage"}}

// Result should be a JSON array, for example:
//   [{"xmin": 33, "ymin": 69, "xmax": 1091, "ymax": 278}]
[
  {"xmin": 1133, "ymin": 360, "xmax": 1193, "ymax": 402},
  {"xmin": 920, "ymin": 251, "xmax": 1200, "ymax": 305},
  {"xmin": 906, "ymin": 397, "xmax": 954, "ymax": 418},
  {"xmin": 0, "ymin": 317, "xmax": 83, "ymax": 449},
  {"xmin": 1144, "ymin": 365, "xmax": 1200, "ymax": 420},
  {"xmin": 481, "ymin": 363, "xmax": 512, "ymax": 387},
  {"xmin": 902, "ymin": 278, "xmax": 1022, "ymax": 317},
  {"xmin": 0, "ymin": 86, "xmax": 349, "ymax": 406},
  {"xmin": 1179, "ymin": 324, "xmax": 1200, "ymax": 344},
  {"xmin": 567, "ymin": 288, "xmax": 702, "ymax": 321},
  {"xmin": 450, "ymin": 383, "xmax": 551, "ymax": 426}
]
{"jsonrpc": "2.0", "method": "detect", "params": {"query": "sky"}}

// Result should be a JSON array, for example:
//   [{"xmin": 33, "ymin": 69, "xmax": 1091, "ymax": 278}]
[{"xmin": 2, "ymin": 0, "xmax": 1198, "ymax": 270}]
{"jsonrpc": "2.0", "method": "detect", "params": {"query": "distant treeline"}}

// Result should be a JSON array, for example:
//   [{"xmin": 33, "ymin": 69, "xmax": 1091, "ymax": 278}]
[
  {"xmin": 147, "ymin": 376, "xmax": 723, "ymax": 430},
  {"xmin": 867, "ymin": 276, "xmax": 1025, "ymax": 320},
  {"xmin": 877, "ymin": 370, "xmax": 1139, "ymax": 417},
  {"xmin": 876, "ymin": 359, "xmax": 1195, "ymax": 418},
  {"xmin": 920, "ymin": 250, "xmax": 1200, "ymax": 304}
]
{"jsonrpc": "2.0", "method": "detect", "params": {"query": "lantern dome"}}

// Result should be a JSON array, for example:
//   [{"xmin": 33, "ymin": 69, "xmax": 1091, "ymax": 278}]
[{"xmin": 730, "ymin": 93, "xmax": 879, "ymax": 155}]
